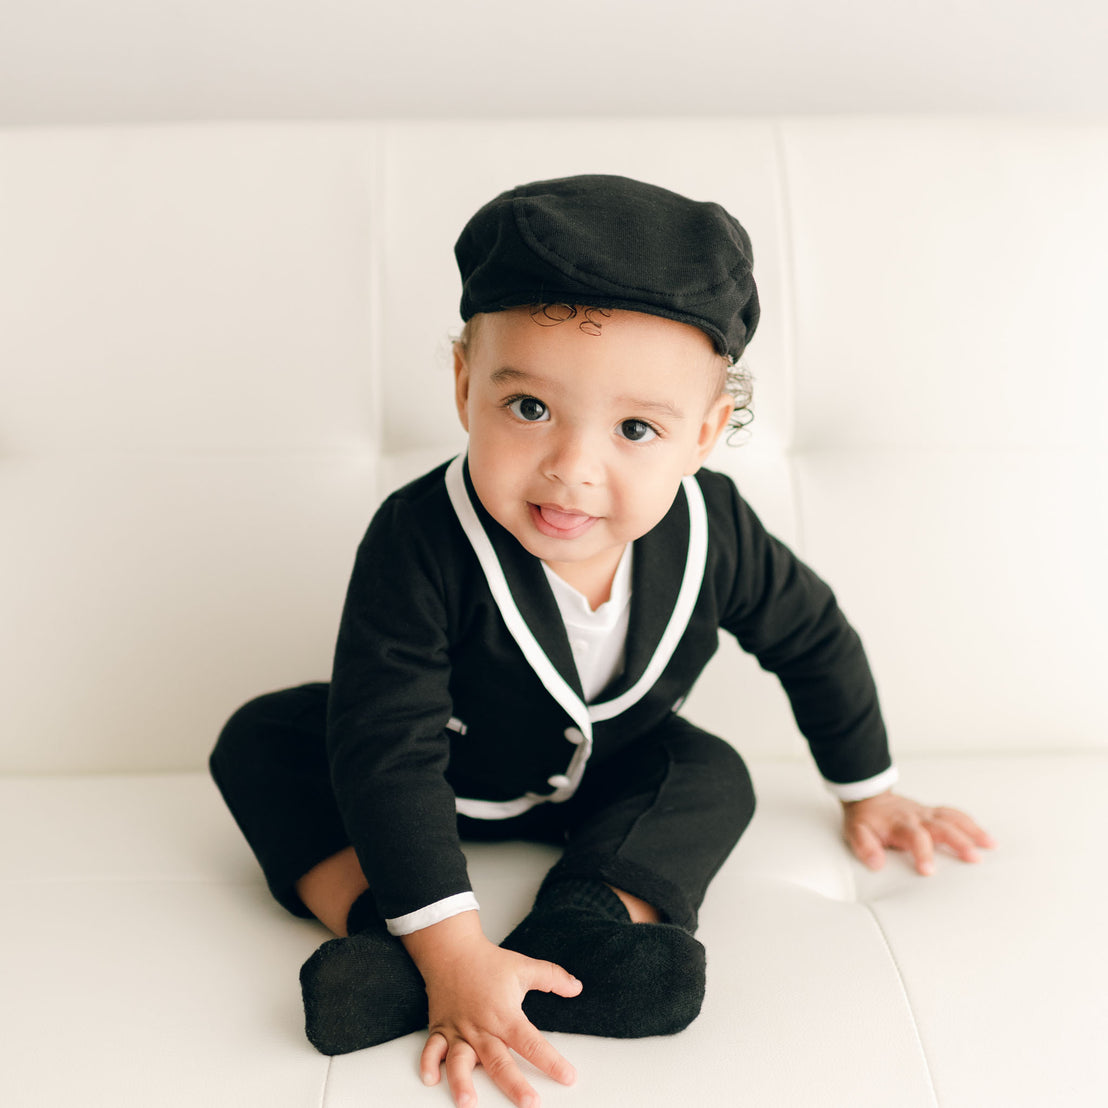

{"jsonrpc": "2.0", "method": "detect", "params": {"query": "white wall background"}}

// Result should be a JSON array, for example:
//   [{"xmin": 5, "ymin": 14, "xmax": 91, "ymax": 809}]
[{"xmin": 1, "ymin": 0, "xmax": 1107, "ymax": 124}]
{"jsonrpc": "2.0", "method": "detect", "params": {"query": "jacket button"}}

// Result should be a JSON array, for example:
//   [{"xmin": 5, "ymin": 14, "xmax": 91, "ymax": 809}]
[
  {"xmin": 563, "ymin": 727, "xmax": 585, "ymax": 745},
  {"xmin": 547, "ymin": 774, "xmax": 571, "ymax": 789}
]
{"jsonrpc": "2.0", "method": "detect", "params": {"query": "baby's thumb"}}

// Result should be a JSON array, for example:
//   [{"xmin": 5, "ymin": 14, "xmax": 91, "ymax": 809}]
[{"xmin": 525, "ymin": 957, "xmax": 583, "ymax": 998}]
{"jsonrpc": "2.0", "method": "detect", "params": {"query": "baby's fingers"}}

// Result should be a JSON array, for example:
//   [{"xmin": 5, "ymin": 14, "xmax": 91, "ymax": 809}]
[
  {"xmin": 469, "ymin": 1031, "xmax": 543, "ymax": 1108},
  {"xmin": 904, "ymin": 823, "xmax": 935, "ymax": 876},
  {"xmin": 443, "ymin": 1036, "xmax": 482, "ymax": 1108},
  {"xmin": 421, "ymin": 1032, "xmax": 480, "ymax": 1108},
  {"xmin": 845, "ymin": 820, "xmax": 887, "ymax": 871},
  {"xmin": 420, "ymin": 1031, "xmax": 449, "ymax": 1089},
  {"xmin": 505, "ymin": 1017, "xmax": 577, "ymax": 1089},
  {"xmin": 932, "ymin": 806, "xmax": 998, "ymax": 850},
  {"xmin": 927, "ymin": 819, "xmax": 980, "ymax": 864},
  {"xmin": 521, "ymin": 957, "xmax": 583, "ymax": 1000},
  {"xmin": 880, "ymin": 818, "xmax": 935, "ymax": 875},
  {"xmin": 925, "ymin": 808, "xmax": 997, "ymax": 863}
]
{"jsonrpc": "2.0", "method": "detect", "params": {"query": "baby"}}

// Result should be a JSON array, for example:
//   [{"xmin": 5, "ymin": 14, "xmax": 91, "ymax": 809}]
[{"xmin": 211, "ymin": 174, "xmax": 993, "ymax": 1108}]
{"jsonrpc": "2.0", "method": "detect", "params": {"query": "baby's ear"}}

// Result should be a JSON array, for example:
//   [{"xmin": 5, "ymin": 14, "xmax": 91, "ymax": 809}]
[
  {"xmin": 689, "ymin": 393, "xmax": 734, "ymax": 472},
  {"xmin": 453, "ymin": 344, "xmax": 471, "ymax": 431}
]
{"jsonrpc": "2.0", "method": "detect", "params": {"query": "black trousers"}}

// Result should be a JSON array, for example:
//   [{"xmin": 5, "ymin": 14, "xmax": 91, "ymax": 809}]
[{"xmin": 210, "ymin": 683, "xmax": 755, "ymax": 932}]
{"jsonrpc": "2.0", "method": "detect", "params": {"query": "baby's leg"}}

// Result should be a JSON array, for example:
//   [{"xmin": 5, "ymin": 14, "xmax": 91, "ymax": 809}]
[
  {"xmin": 211, "ymin": 685, "xmax": 427, "ymax": 1053},
  {"xmin": 295, "ymin": 846, "xmax": 368, "ymax": 936},
  {"xmin": 502, "ymin": 716, "xmax": 755, "ymax": 1037},
  {"xmin": 607, "ymin": 886, "xmax": 660, "ymax": 922},
  {"xmin": 554, "ymin": 715, "xmax": 756, "ymax": 931},
  {"xmin": 211, "ymin": 683, "xmax": 350, "ymax": 919}
]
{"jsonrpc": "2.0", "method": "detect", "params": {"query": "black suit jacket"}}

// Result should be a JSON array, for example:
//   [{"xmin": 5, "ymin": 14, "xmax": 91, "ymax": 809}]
[{"xmin": 326, "ymin": 456, "xmax": 890, "ymax": 921}]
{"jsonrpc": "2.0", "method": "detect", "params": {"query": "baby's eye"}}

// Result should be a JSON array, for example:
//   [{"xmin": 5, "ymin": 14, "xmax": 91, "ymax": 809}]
[
  {"xmin": 618, "ymin": 419, "xmax": 658, "ymax": 442},
  {"xmin": 507, "ymin": 396, "xmax": 549, "ymax": 422}
]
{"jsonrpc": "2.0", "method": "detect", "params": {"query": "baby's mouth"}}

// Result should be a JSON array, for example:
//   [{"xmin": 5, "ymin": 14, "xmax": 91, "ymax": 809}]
[
  {"xmin": 538, "ymin": 504, "xmax": 590, "ymax": 528},
  {"xmin": 529, "ymin": 502, "xmax": 598, "ymax": 538}
]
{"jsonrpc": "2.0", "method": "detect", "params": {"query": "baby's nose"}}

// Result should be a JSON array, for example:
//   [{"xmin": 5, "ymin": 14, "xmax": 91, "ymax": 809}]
[{"xmin": 544, "ymin": 431, "xmax": 602, "ymax": 486}]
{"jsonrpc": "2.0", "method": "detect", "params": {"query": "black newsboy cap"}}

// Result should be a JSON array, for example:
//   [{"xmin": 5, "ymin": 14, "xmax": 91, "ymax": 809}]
[{"xmin": 455, "ymin": 174, "xmax": 759, "ymax": 360}]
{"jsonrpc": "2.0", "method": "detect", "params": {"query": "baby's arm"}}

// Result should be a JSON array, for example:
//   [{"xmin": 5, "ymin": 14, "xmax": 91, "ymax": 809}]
[
  {"xmin": 841, "ymin": 791, "xmax": 997, "ymax": 875},
  {"xmin": 402, "ymin": 911, "xmax": 581, "ymax": 1108}
]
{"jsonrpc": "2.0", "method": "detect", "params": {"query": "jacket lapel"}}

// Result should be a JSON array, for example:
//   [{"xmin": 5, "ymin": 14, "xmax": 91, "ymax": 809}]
[
  {"xmin": 460, "ymin": 460, "xmax": 584, "ymax": 700},
  {"xmin": 598, "ymin": 481, "xmax": 689, "ymax": 700}
]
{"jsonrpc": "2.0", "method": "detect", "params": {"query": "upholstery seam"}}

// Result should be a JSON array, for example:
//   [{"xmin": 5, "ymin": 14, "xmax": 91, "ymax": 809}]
[
  {"xmin": 770, "ymin": 118, "xmax": 799, "ymax": 453},
  {"xmin": 770, "ymin": 120, "xmax": 806, "ymax": 555},
  {"xmin": 317, "ymin": 1053, "xmax": 333, "ymax": 1108},
  {"xmin": 367, "ymin": 122, "xmax": 386, "ymax": 454},
  {"xmin": 862, "ymin": 902, "xmax": 941, "ymax": 1108}
]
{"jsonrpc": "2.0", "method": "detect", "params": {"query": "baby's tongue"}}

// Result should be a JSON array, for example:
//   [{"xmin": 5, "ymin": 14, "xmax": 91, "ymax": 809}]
[{"xmin": 540, "ymin": 505, "xmax": 588, "ymax": 529}]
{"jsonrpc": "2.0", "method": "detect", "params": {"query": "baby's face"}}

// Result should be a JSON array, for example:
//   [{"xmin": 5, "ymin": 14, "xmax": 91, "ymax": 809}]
[{"xmin": 454, "ymin": 307, "xmax": 733, "ymax": 597}]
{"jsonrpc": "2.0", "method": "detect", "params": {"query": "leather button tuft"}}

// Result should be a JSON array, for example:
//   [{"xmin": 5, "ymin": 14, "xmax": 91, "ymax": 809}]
[
  {"xmin": 563, "ymin": 727, "xmax": 585, "ymax": 745},
  {"xmin": 547, "ymin": 774, "xmax": 571, "ymax": 789}
]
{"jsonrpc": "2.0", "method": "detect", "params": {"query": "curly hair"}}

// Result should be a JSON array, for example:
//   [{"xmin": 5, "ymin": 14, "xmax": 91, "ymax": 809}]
[
  {"xmin": 456, "ymin": 304, "xmax": 754, "ymax": 436},
  {"xmin": 721, "ymin": 356, "xmax": 754, "ymax": 438}
]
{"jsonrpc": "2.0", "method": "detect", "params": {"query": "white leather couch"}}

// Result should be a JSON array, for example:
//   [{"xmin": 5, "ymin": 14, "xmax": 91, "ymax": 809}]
[{"xmin": 2, "ymin": 118, "xmax": 1106, "ymax": 1107}]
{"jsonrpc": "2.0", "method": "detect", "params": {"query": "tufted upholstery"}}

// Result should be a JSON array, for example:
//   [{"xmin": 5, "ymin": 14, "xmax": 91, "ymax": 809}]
[{"xmin": 2, "ymin": 118, "xmax": 1106, "ymax": 1107}]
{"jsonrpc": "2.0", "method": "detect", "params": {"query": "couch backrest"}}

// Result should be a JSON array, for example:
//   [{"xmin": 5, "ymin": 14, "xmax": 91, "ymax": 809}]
[{"xmin": 2, "ymin": 118, "xmax": 1105, "ymax": 773}]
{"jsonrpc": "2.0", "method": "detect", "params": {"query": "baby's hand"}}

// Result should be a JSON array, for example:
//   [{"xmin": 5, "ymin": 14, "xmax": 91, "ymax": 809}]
[
  {"xmin": 842, "ymin": 790, "xmax": 996, "ymax": 876},
  {"xmin": 402, "ymin": 912, "xmax": 581, "ymax": 1108}
]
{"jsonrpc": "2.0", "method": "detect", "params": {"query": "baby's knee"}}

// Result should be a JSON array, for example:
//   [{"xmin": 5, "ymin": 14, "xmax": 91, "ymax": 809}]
[
  {"xmin": 710, "ymin": 738, "xmax": 757, "ymax": 833},
  {"xmin": 672, "ymin": 725, "xmax": 757, "ymax": 834},
  {"xmin": 210, "ymin": 682, "xmax": 328, "ymax": 782},
  {"xmin": 718, "ymin": 738, "xmax": 755, "ymax": 805}
]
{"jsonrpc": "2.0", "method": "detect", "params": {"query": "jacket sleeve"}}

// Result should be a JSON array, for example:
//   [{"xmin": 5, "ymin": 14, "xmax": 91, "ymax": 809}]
[
  {"xmin": 325, "ymin": 493, "xmax": 474, "ymax": 923},
  {"xmin": 713, "ymin": 475, "xmax": 893, "ymax": 789}
]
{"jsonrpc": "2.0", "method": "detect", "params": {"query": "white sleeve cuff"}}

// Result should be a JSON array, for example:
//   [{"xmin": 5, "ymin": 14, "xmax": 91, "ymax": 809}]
[
  {"xmin": 824, "ymin": 764, "xmax": 899, "ymax": 802},
  {"xmin": 385, "ymin": 891, "xmax": 480, "ymax": 937}
]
